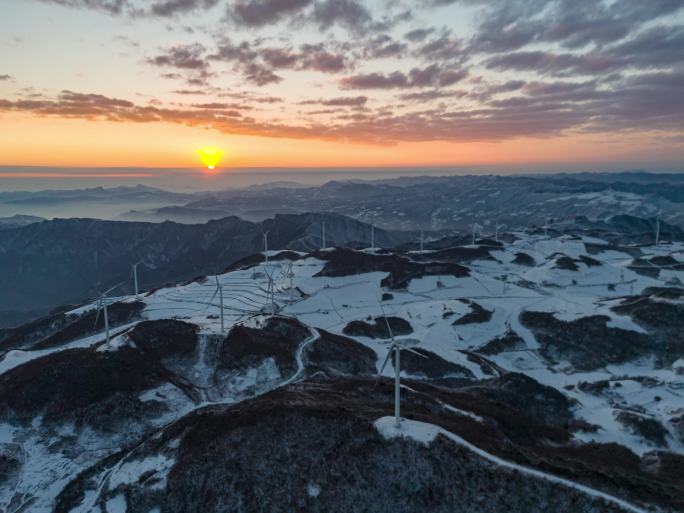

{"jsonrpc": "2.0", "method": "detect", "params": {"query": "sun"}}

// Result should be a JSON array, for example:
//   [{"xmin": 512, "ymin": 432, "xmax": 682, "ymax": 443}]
[{"xmin": 197, "ymin": 146, "xmax": 224, "ymax": 171}]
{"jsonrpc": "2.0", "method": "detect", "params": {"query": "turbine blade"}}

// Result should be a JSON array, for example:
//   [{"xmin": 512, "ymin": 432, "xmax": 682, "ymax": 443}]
[
  {"xmin": 203, "ymin": 287, "xmax": 219, "ymax": 313},
  {"xmin": 374, "ymin": 347, "xmax": 394, "ymax": 387},
  {"xmin": 104, "ymin": 282, "xmax": 124, "ymax": 296},
  {"xmin": 396, "ymin": 344, "xmax": 427, "ymax": 358},
  {"xmin": 382, "ymin": 316, "xmax": 395, "ymax": 341},
  {"xmin": 93, "ymin": 305, "xmax": 102, "ymax": 329}
]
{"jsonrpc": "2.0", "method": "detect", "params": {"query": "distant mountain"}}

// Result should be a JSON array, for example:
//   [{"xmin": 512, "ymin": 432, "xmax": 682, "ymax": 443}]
[
  {"xmin": 0, "ymin": 212, "xmax": 407, "ymax": 327},
  {"xmin": 0, "ymin": 184, "xmax": 208, "ymax": 221},
  {"xmin": 0, "ymin": 214, "xmax": 43, "ymax": 230},
  {"xmin": 119, "ymin": 172, "xmax": 684, "ymax": 229},
  {"xmin": 0, "ymin": 184, "xmax": 196, "ymax": 206}
]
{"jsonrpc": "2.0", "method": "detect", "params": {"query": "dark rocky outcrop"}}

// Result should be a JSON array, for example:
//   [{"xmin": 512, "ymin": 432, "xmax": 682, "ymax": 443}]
[
  {"xmin": 128, "ymin": 319, "xmax": 198, "ymax": 361},
  {"xmin": 0, "ymin": 449, "xmax": 20, "ymax": 486},
  {"xmin": 611, "ymin": 296, "xmax": 684, "ymax": 367},
  {"xmin": 410, "ymin": 245, "xmax": 495, "ymax": 264},
  {"xmin": 578, "ymin": 255, "xmax": 602, "ymax": 267},
  {"xmin": 314, "ymin": 248, "xmax": 469, "ymax": 289},
  {"xmin": 512, "ymin": 252, "xmax": 535, "ymax": 266},
  {"xmin": 453, "ymin": 301, "xmax": 493, "ymax": 326},
  {"xmin": 392, "ymin": 347, "xmax": 474, "ymax": 381},
  {"xmin": 0, "ymin": 301, "xmax": 145, "ymax": 355},
  {"xmin": 218, "ymin": 316, "xmax": 310, "ymax": 377},
  {"xmin": 464, "ymin": 372, "xmax": 576, "ymax": 428},
  {"xmin": 615, "ymin": 412, "xmax": 668, "ymax": 447},
  {"xmin": 479, "ymin": 330, "xmax": 526, "ymax": 355},
  {"xmin": 520, "ymin": 311, "xmax": 652, "ymax": 371},
  {"xmin": 343, "ymin": 316, "xmax": 412, "ymax": 339},
  {"xmin": 0, "ymin": 319, "xmax": 206, "ymax": 430},
  {"xmin": 33, "ymin": 301, "xmax": 145, "ymax": 351},
  {"xmin": 553, "ymin": 255, "xmax": 580, "ymax": 271},
  {"xmin": 0, "ymin": 346, "xmax": 166, "ymax": 428},
  {"xmin": 303, "ymin": 329, "xmax": 377, "ymax": 377}
]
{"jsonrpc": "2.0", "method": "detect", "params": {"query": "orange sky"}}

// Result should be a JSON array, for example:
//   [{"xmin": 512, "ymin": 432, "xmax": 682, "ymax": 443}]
[{"xmin": 2, "ymin": 113, "xmax": 682, "ymax": 171}]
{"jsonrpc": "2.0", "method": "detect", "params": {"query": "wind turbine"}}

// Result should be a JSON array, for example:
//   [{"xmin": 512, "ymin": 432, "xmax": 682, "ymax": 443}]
[
  {"xmin": 471, "ymin": 223, "xmax": 482, "ymax": 245},
  {"xmin": 374, "ymin": 303, "xmax": 426, "ymax": 429},
  {"xmin": 543, "ymin": 217, "xmax": 551, "ymax": 238},
  {"xmin": 93, "ymin": 283, "xmax": 122, "ymax": 348},
  {"xmin": 321, "ymin": 221, "xmax": 327, "ymax": 249},
  {"xmin": 131, "ymin": 259, "xmax": 152, "ymax": 296},
  {"xmin": 262, "ymin": 265, "xmax": 277, "ymax": 315},
  {"xmin": 370, "ymin": 223, "xmax": 375, "ymax": 249},
  {"xmin": 205, "ymin": 276, "xmax": 225, "ymax": 332},
  {"xmin": 495, "ymin": 222, "xmax": 507, "ymax": 242},
  {"xmin": 285, "ymin": 261, "xmax": 295, "ymax": 301},
  {"xmin": 420, "ymin": 230, "xmax": 424, "ymax": 252},
  {"xmin": 655, "ymin": 217, "xmax": 661, "ymax": 246},
  {"xmin": 262, "ymin": 230, "xmax": 269, "ymax": 263}
]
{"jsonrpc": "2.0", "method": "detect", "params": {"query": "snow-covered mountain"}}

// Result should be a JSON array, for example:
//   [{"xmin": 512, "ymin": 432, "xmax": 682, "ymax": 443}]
[
  {"xmin": 0, "ymin": 231, "xmax": 683, "ymax": 512},
  {"xmin": 121, "ymin": 173, "xmax": 684, "ymax": 231},
  {"xmin": 0, "ymin": 213, "xmax": 405, "ymax": 327}
]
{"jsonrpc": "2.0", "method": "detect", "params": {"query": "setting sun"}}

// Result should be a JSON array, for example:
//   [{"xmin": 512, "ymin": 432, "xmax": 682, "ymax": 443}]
[{"xmin": 197, "ymin": 146, "xmax": 224, "ymax": 171}]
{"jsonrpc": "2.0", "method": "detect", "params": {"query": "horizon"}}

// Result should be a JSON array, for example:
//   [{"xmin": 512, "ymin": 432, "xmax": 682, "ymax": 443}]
[{"xmin": 1, "ymin": 164, "xmax": 683, "ymax": 192}]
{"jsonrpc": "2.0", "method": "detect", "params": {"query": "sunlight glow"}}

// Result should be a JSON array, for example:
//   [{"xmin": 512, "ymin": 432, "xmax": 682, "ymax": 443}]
[{"xmin": 197, "ymin": 146, "xmax": 224, "ymax": 171}]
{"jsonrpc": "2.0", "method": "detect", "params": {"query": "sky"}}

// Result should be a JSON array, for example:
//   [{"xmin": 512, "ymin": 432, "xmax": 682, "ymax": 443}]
[{"xmin": 1, "ymin": 0, "xmax": 684, "ymax": 185}]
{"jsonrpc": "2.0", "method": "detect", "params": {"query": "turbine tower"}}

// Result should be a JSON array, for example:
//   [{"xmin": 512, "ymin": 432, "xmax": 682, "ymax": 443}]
[
  {"xmin": 656, "ymin": 217, "xmax": 661, "ymax": 246},
  {"xmin": 375, "ymin": 303, "xmax": 425, "ymax": 429},
  {"xmin": 94, "ymin": 283, "xmax": 122, "ymax": 348},
  {"xmin": 131, "ymin": 259, "xmax": 151, "ymax": 296},
  {"xmin": 471, "ymin": 223, "xmax": 482, "ymax": 245},
  {"xmin": 206, "ymin": 276, "xmax": 225, "ymax": 332},
  {"xmin": 322, "ymin": 220, "xmax": 326, "ymax": 249},
  {"xmin": 262, "ymin": 230, "xmax": 269, "ymax": 263},
  {"xmin": 263, "ymin": 266, "xmax": 277, "ymax": 315},
  {"xmin": 371, "ymin": 223, "xmax": 375, "ymax": 249},
  {"xmin": 495, "ymin": 222, "xmax": 507, "ymax": 242},
  {"xmin": 420, "ymin": 230, "xmax": 424, "ymax": 252}
]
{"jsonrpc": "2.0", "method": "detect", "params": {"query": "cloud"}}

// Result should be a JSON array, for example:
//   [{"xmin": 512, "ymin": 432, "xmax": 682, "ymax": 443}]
[
  {"xmin": 608, "ymin": 24, "xmax": 684, "ymax": 70},
  {"xmin": 0, "ymin": 75, "xmax": 13, "ymax": 81},
  {"xmin": 340, "ymin": 71, "xmax": 408, "ymax": 89},
  {"xmin": 301, "ymin": 95, "xmax": 368, "ymax": 107},
  {"xmin": 229, "ymin": 0, "xmax": 312, "ymax": 27},
  {"xmin": 341, "ymin": 65, "xmax": 467, "ymax": 89},
  {"xmin": 458, "ymin": 0, "xmax": 684, "ymax": 55},
  {"xmin": 243, "ymin": 62, "xmax": 282, "ymax": 86},
  {"xmin": 210, "ymin": 39, "xmax": 348, "ymax": 85},
  {"xmin": 484, "ymin": 24, "xmax": 684, "ymax": 77},
  {"xmin": 485, "ymin": 51, "xmax": 624, "ymax": 77},
  {"xmin": 362, "ymin": 35, "xmax": 407, "ymax": 59},
  {"xmin": 150, "ymin": 0, "xmax": 219, "ymax": 16},
  {"xmin": 3, "ymin": 70, "xmax": 684, "ymax": 144},
  {"xmin": 172, "ymin": 89, "xmax": 208, "ymax": 95},
  {"xmin": 38, "ymin": 0, "xmax": 221, "ymax": 16},
  {"xmin": 148, "ymin": 44, "xmax": 208, "ymax": 70},
  {"xmin": 404, "ymin": 28, "xmax": 434, "ymax": 42},
  {"xmin": 418, "ymin": 34, "xmax": 463, "ymax": 61},
  {"xmin": 36, "ymin": 0, "xmax": 130, "ymax": 15},
  {"xmin": 148, "ymin": 44, "xmax": 214, "ymax": 84},
  {"xmin": 310, "ymin": 0, "xmax": 374, "ymax": 34},
  {"xmin": 398, "ymin": 89, "xmax": 467, "ymax": 101}
]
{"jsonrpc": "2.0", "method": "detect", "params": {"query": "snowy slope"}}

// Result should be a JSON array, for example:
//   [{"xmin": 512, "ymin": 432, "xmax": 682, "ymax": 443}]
[{"xmin": 1, "ymin": 232, "xmax": 683, "ymax": 512}]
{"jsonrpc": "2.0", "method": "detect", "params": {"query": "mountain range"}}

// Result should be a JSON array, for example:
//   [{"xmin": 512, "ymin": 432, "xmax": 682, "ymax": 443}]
[
  {"xmin": 0, "ymin": 226, "xmax": 682, "ymax": 512},
  {"xmin": 0, "ymin": 213, "xmax": 405, "ymax": 327}
]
